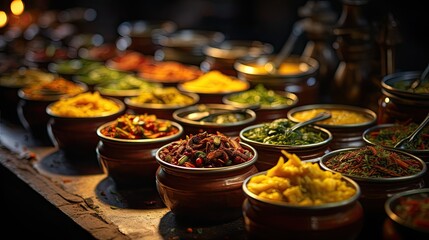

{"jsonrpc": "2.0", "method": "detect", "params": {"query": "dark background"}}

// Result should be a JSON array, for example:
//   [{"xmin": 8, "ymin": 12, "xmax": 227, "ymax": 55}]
[{"xmin": 6, "ymin": 0, "xmax": 429, "ymax": 71}]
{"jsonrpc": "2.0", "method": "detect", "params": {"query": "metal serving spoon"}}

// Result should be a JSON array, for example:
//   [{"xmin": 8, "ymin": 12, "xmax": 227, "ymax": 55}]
[
  {"xmin": 285, "ymin": 111, "xmax": 331, "ymax": 135},
  {"xmin": 394, "ymin": 113, "xmax": 429, "ymax": 149},
  {"xmin": 264, "ymin": 21, "xmax": 303, "ymax": 74},
  {"xmin": 409, "ymin": 63, "xmax": 429, "ymax": 91}
]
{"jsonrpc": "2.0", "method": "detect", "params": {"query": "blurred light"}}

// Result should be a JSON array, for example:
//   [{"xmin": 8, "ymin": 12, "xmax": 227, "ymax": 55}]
[
  {"xmin": 0, "ymin": 11, "xmax": 7, "ymax": 28},
  {"xmin": 11, "ymin": 0, "xmax": 24, "ymax": 16},
  {"xmin": 84, "ymin": 8, "xmax": 96, "ymax": 21},
  {"xmin": 384, "ymin": 97, "xmax": 390, "ymax": 104}
]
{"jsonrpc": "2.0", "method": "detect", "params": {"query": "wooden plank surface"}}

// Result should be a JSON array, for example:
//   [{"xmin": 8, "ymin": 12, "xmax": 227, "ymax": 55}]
[{"xmin": 0, "ymin": 120, "xmax": 246, "ymax": 240}]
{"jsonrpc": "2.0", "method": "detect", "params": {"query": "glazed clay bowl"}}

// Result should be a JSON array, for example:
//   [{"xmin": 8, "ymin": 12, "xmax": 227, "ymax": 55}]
[
  {"xmin": 242, "ymin": 155, "xmax": 363, "ymax": 240},
  {"xmin": 0, "ymin": 68, "xmax": 55, "ymax": 124},
  {"xmin": 17, "ymin": 79, "xmax": 88, "ymax": 143},
  {"xmin": 124, "ymin": 88, "xmax": 200, "ymax": 121},
  {"xmin": 288, "ymin": 104, "xmax": 377, "ymax": 150},
  {"xmin": 239, "ymin": 118, "xmax": 332, "ymax": 171},
  {"xmin": 362, "ymin": 123, "xmax": 429, "ymax": 187},
  {"xmin": 96, "ymin": 115, "xmax": 183, "ymax": 188},
  {"xmin": 222, "ymin": 85, "xmax": 299, "ymax": 124},
  {"xmin": 234, "ymin": 55, "xmax": 319, "ymax": 105},
  {"xmin": 153, "ymin": 29, "xmax": 225, "ymax": 65},
  {"xmin": 117, "ymin": 20, "xmax": 177, "ymax": 55},
  {"xmin": 200, "ymin": 40, "xmax": 273, "ymax": 76},
  {"xmin": 320, "ymin": 146, "xmax": 427, "ymax": 216},
  {"xmin": 46, "ymin": 92, "xmax": 126, "ymax": 160},
  {"xmin": 379, "ymin": 71, "xmax": 429, "ymax": 124},
  {"xmin": 155, "ymin": 133, "xmax": 258, "ymax": 224},
  {"xmin": 383, "ymin": 188, "xmax": 429, "ymax": 239},
  {"xmin": 172, "ymin": 104, "xmax": 256, "ymax": 137}
]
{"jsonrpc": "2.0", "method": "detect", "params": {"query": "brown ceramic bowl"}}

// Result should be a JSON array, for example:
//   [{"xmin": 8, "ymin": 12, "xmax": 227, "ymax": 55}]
[
  {"xmin": 155, "ymin": 137, "xmax": 258, "ymax": 224},
  {"xmin": 320, "ymin": 146, "xmax": 427, "ymax": 215},
  {"xmin": 124, "ymin": 88, "xmax": 199, "ymax": 121},
  {"xmin": 0, "ymin": 68, "xmax": 55, "ymax": 124},
  {"xmin": 200, "ymin": 40, "xmax": 273, "ymax": 76},
  {"xmin": 288, "ymin": 104, "xmax": 377, "ymax": 150},
  {"xmin": 222, "ymin": 85, "xmax": 299, "ymax": 124},
  {"xmin": 46, "ymin": 93, "xmax": 126, "ymax": 160},
  {"xmin": 383, "ymin": 188, "xmax": 429, "ymax": 239},
  {"xmin": 153, "ymin": 29, "xmax": 225, "ymax": 65},
  {"xmin": 234, "ymin": 55, "xmax": 319, "ymax": 105},
  {"xmin": 117, "ymin": 20, "xmax": 177, "ymax": 55},
  {"xmin": 242, "ymin": 170, "xmax": 363, "ymax": 240},
  {"xmin": 17, "ymin": 79, "xmax": 88, "ymax": 143},
  {"xmin": 96, "ymin": 116, "xmax": 183, "ymax": 188},
  {"xmin": 362, "ymin": 123, "xmax": 429, "ymax": 187},
  {"xmin": 378, "ymin": 71, "xmax": 429, "ymax": 124},
  {"xmin": 172, "ymin": 104, "xmax": 256, "ymax": 137},
  {"xmin": 239, "ymin": 119, "xmax": 332, "ymax": 171}
]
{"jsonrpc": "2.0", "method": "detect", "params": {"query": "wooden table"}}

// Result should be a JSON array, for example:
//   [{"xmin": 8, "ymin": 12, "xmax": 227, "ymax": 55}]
[{"xmin": 0, "ymin": 120, "xmax": 246, "ymax": 240}]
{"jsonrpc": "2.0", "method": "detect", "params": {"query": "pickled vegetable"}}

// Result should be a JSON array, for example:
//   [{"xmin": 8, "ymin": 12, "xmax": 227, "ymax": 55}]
[{"xmin": 100, "ymin": 113, "xmax": 179, "ymax": 139}]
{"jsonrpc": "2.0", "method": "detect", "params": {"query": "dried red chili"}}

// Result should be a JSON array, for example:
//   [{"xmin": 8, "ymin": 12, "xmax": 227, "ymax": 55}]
[{"xmin": 158, "ymin": 131, "xmax": 254, "ymax": 168}]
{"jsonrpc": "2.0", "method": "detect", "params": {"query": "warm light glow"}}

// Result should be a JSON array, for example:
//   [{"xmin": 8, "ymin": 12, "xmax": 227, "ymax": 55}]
[
  {"xmin": 384, "ymin": 97, "xmax": 390, "ymax": 104},
  {"xmin": 11, "ymin": 0, "xmax": 25, "ymax": 16},
  {"xmin": 0, "ymin": 11, "xmax": 7, "ymax": 27}
]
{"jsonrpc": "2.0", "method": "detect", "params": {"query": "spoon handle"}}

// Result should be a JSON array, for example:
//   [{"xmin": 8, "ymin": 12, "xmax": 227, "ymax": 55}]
[
  {"xmin": 287, "ymin": 111, "xmax": 331, "ymax": 133},
  {"xmin": 408, "ymin": 113, "xmax": 429, "ymax": 142},
  {"xmin": 410, "ymin": 63, "xmax": 429, "ymax": 90},
  {"xmin": 394, "ymin": 113, "xmax": 429, "ymax": 148},
  {"xmin": 272, "ymin": 22, "xmax": 304, "ymax": 69}
]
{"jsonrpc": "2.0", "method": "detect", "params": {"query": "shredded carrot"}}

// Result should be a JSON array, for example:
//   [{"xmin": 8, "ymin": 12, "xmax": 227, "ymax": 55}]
[{"xmin": 368, "ymin": 145, "xmax": 377, "ymax": 156}]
